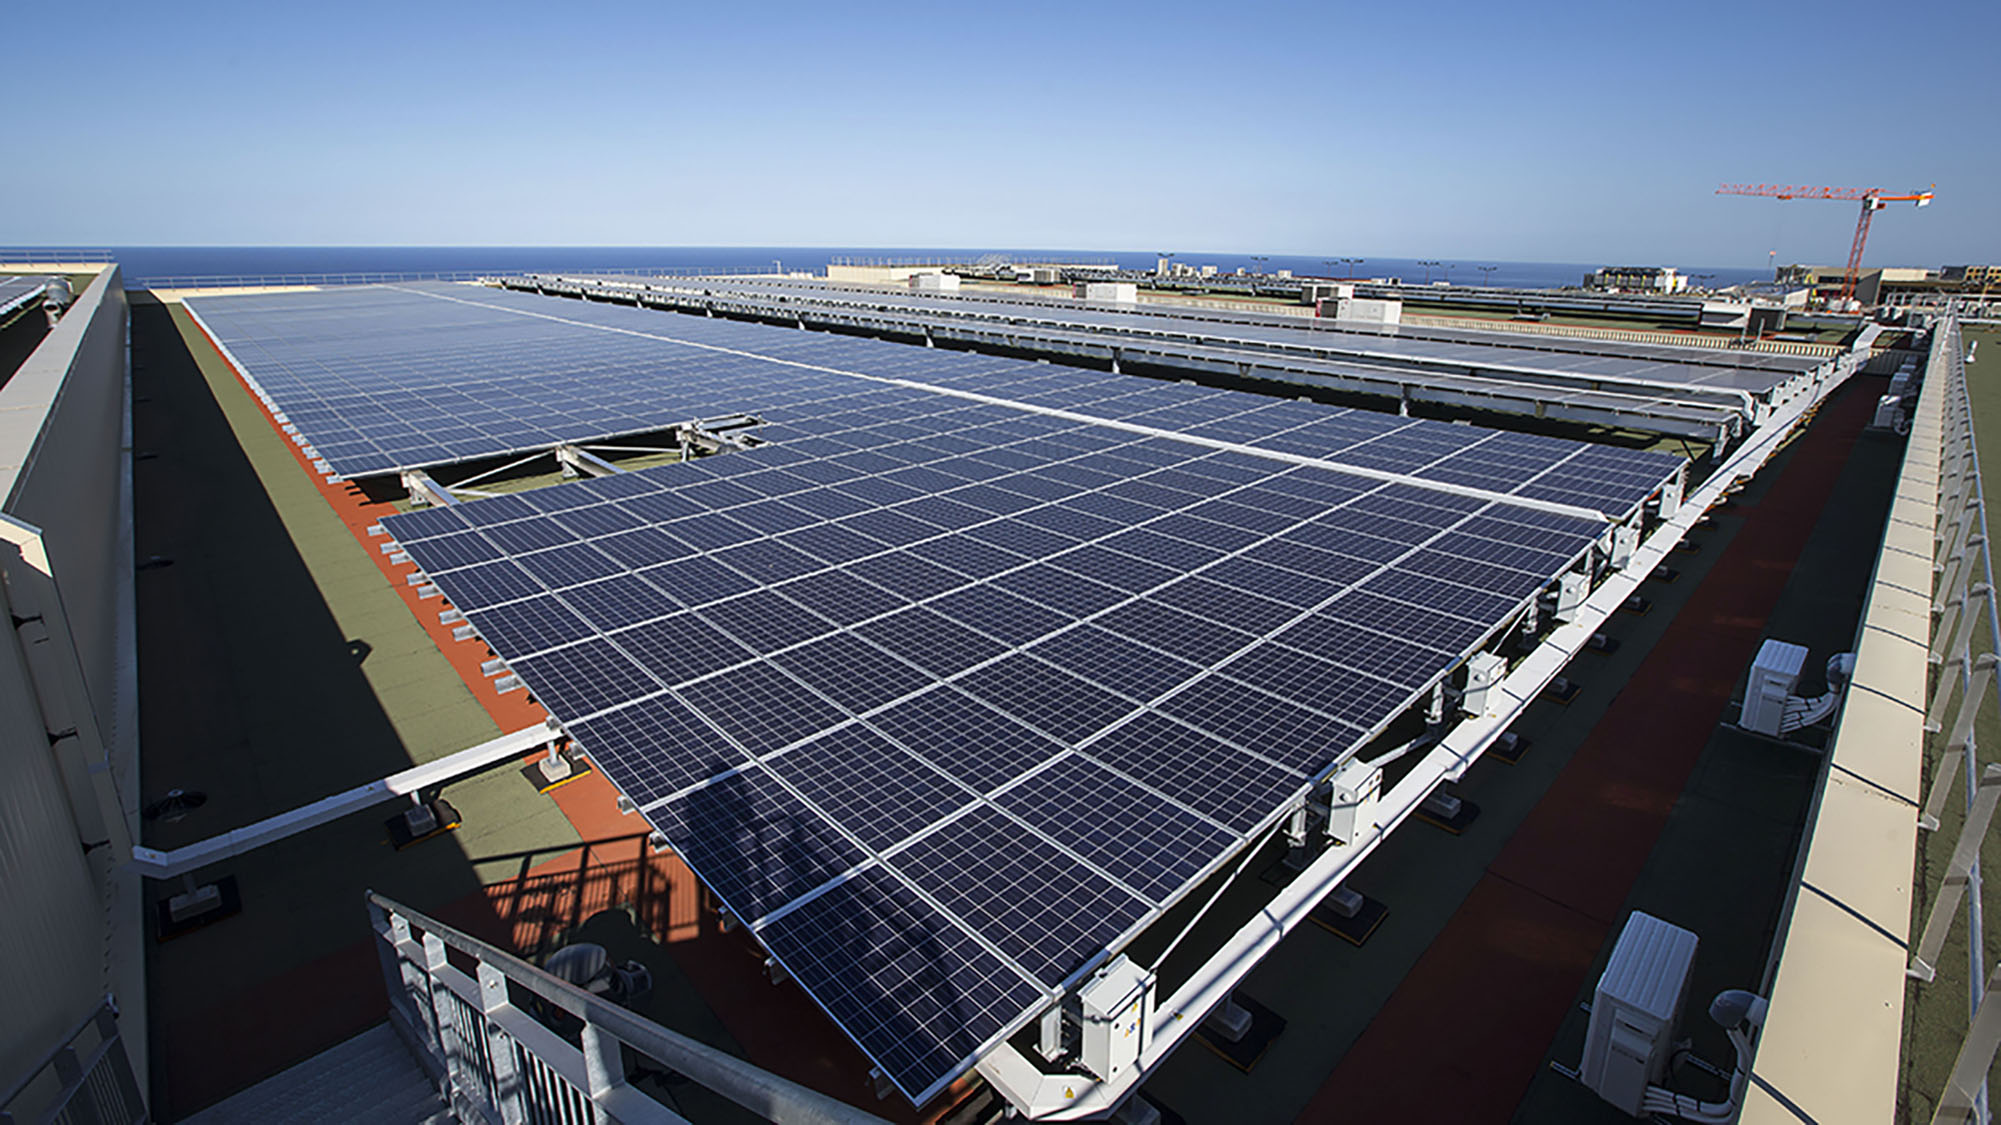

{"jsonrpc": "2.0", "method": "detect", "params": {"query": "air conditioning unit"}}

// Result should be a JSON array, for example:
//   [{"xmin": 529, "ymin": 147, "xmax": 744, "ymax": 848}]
[
  {"xmin": 1740, "ymin": 639, "xmax": 1808, "ymax": 736},
  {"xmin": 1580, "ymin": 912, "xmax": 1698, "ymax": 1116},
  {"xmin": 1079, "ymin": 955, "xmax": 1154, "ymax": 1083}
]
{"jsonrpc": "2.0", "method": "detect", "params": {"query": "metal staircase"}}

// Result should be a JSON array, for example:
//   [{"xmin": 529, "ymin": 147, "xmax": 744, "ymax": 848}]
[{"xmin": 182, "ymin": 1023, "xmax": 451, "ymax": 1124}]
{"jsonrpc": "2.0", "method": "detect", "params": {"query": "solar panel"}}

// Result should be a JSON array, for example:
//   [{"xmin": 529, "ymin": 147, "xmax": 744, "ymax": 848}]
[{"xmin": 225, "ymin": 280, "xmax": 1690, "ymax": 1104}]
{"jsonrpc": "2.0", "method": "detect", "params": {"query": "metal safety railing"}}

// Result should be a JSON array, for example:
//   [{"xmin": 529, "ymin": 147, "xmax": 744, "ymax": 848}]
[
  {"xmin": 128, "ymin": 265, "xmax": 785, "ymax": 291},
  {"xmin": 0, "ymin": 1000, "xmax": 147, "ymax": 1125},
  {"xmin": 1911, "ymin": 313, "xmax": 2001, "ymax": 1125},
  {"xmin": 367, "ymin": 890, "xmax": 890, "ymax": 1125}
]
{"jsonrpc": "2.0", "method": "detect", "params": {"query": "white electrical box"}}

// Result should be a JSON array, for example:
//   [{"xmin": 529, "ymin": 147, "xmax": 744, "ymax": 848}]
[
  {"xmin": 1740, "ymin": 638, "xmax": 1808, "ymax": 736},
  {"xmin": 1580, "ymin": 912, "xmax": 1699, "ymax": 1116},
  {"xmin": 1462, "ymin": 652, "xmax": 1507, "ymax": 716},
  {"xmin": 1609, "ymin": 522, "xmax": 1640, "ymax": 570},
  {"xmin": 1658, "ymin": 471, "xmax": 1684, "ymax": 520},
  {"xmin": 1079, "ymin": 955, "xmax": 1154, "ymax": 1083},
  {"xmin": 1554, "ymin": 571, "xmax": 1589, "ymax": 623},
  {"xmin": 1324, "ymin": 757, "xmax": 1382, "ymax": 846}
]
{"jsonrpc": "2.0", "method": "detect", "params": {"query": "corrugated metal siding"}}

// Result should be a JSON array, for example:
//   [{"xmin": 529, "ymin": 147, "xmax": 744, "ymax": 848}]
[{"xmin": 0, "ymin": 582, "xmax": 104, "ymax": 1088}]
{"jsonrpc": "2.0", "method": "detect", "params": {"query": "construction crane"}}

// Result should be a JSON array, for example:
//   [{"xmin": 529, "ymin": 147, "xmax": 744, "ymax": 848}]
[{"xmin": 1715, "ymin": 183, "xmax": 1934, "ymax": 304}]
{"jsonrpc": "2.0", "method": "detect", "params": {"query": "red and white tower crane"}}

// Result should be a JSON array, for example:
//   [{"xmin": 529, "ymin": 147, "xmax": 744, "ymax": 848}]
[{"xmin": 1715, "ymin": 183, "xmax": 1934, "ymax": 304}]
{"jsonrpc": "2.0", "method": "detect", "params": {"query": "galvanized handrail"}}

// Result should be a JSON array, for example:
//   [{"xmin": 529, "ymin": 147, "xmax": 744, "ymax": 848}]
[
  {"xmin": 366, "ymin": 890, "xmax": 891, "ymax": 1125},
  {"xmin": 129, "ymin": 265, "xmax": 784, "ymax": 291},
  {"xmin": 0, "ymin": 999, "xmax": 147, "ymax": 1125}
]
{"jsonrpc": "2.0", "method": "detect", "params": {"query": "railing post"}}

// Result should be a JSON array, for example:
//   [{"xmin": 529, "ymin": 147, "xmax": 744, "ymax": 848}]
[
  {"xmin": 423, "ymin": 932, "xmax": 474, "ymax": 1099},
  {"xmin": 92, "ymin": 1006, "xmax": 146, "ymax": 1123},
  {"xmin": 1933, "ymin": 958, "xmax": 2001, "ymax": 1125},
  {"xmin": 580, "ymin": 1020, "xmax": 628, "ymax": 1120},
  {"xmin": 1912, "ymin": 765, "xmax": 2001, "ymax": 982},
  {"xmin": 477, "ymin": 961, "xmax": 528, "ymax": 1125},
  {"xmin": 49, "ymin": 1045, "xmax": 101, "ymax": 1125}
]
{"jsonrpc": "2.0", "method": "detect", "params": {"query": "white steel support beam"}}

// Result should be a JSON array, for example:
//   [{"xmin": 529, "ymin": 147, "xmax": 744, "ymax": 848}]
[
  {"xmin": 127, "ymin": 721, "xmax": 561, "ymax": 879},
  {"xmin": 555, "ymin": 444, "xmax": 622, "ymax": 478}
]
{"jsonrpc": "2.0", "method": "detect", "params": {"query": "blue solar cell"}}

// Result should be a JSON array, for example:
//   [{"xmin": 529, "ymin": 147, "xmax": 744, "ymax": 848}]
[
  {"xmin": 569, "ymin": 694, "xmax": 737, "ymax": 804},
  {"xmin": 1083, "ymin": 712, "xmax": 1302, "ymax": 832},
  {"xmin": 654, "ymin": 766, "xmax": 865, "ymax": 922},
  {"xmin": 766, "ymin": 727, "xmax": 970, "ymax": 852},
  {"xmin": 856, "ymin": 606, "xmax": 1007, "ymax": 678},
  {"xmin": 887, "ymin": 805, "xmax": 1148, "ymax": 988},
  {"xmin": 993, "ymin": 754, "xmax": 1235, "ymax": 905},
  {"xmin": 613, "ymin": 615, "xmax": 754, "ymax": 687},
  {"xmin": 770, "ymin": 632, "xmax": 931, "ymax": 715},
  {"xmin": 557, "ymin": 573, "xmax": 678, "ymax": 631},
  {"xmin": 678, "ymin": 660, "xmax": 846, "ymax": 755},
  {"xmin": 956, "ymin": 654, "xmax": 1133, "ymax": 745},
  {"xmin": 754, "ymin": 866, "xmax": 1044, "ymax": 1105}
]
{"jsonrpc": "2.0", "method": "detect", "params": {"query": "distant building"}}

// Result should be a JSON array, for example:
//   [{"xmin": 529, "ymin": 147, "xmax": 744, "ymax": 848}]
[
  {"xmin": 1585, "ymin": 266, "xmax": 1688, "ymax": 294},
  {"xmin": 1942, "ymin": 265, "xmax": 2001, "ymax": 286}
]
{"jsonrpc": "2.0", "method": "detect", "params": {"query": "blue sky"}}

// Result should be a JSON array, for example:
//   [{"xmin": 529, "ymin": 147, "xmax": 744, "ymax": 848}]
[{"xmin": 6, "ymin": 0, "xmax": 1996, "ymax": 267}]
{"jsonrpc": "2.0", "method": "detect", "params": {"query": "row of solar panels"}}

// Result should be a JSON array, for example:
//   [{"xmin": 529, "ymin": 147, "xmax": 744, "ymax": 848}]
[
  {"xmin": 512, "ymin": 275, "xmax": 1771, "ymax": 443},
  {"xmin": 194, "ymin": 280, "xmax": 1682, "ymax": 1103},
  {"xmin": 612, "ymin": 273, "xmax": 1828, "ymax": 384}
]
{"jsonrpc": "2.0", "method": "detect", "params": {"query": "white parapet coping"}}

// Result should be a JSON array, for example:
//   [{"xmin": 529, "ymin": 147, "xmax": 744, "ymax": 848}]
[
  {"xmin": 127, "ymin": 721, "xmax": 560, "ymax": 880},
  {"xmin": 981, "ymin": 343, "xmax": 1851, "ymax": 1120},
  {"xmin": 1740, "ymin": 326, "xmax": 1947, "ymax": 1124}
]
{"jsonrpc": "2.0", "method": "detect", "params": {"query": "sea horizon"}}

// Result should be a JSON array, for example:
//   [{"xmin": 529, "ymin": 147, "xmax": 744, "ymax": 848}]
[{"xmin": 0, "ymin": 245, "xmax": 1780, "ymax": 291}]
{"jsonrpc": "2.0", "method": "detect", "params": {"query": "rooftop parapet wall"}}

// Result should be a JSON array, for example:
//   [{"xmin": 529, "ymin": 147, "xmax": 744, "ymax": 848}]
[
  {"xmin": 0, "ymin": 263, "xmax": 128, "ymax": 733},
  {"xmin": 1742, "ymin": 325, "xmax": 1943, "ymax": 1123}
]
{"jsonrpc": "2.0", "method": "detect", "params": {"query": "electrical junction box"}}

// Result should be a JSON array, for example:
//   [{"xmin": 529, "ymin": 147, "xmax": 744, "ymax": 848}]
[
  {"xmin": 1324, "ymin": 757, "xmax": 1382, "ymax": 846},
  {"xmin": 1079, "ymin": 955, "xmax": 1154, "ymax": 1083},
  {"xmin": 1658, "ymin": 471, "xmax": 1684, "ymax": 520},
  {"xmin": 1581, "ymin": 912, "xmax": 1698, "ymax": 1116},
  {"xmin": 1554, "ymin": 571, "xmax": 1589, "ymax": 624},
  {"xmin": 1462, "ymin": 652, "xmax": 1507, "ymax": 716},
  {"xmin": 1609, "ymin": 522, "xmax": 1640, "ymax": 570},
  {"xmin": 1740, "ymin": 638, "xmax": 1808, "ymax": 736}
]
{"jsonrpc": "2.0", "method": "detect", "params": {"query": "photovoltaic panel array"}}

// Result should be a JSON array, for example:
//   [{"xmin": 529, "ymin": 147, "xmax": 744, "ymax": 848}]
[
  {"xmin": 363, "ymin": 290, "xmax": 1682, "ymax": 1101},
  {"xmin": 605, "ymin": 274, "xmax": 1823, "ymax": 394},
  {"xmin": 187, "ymin": 282, "xmax": 1677, "ymax": 521},
  {"xmin": 0, "ymin": 275, "xmax": 53, "ymax": 320}
]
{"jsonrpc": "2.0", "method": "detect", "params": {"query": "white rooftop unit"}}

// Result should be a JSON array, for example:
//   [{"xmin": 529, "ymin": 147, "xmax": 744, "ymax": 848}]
[
  {"xmin": 1580, "ymin": 912, "xmax": 1698, "ymax": 1115},
  {"xmin": 1317, "ymin": 296, "xmax": 1402, "ymax": 325},
  {"xmin": 1075, "ymin": 281, "xmax": 1138, "ymax": 304},
  {"xmin": 1739, "ymin": 638, "xmax": 1808, "ymax": 737},
  {"xmin": 909, "ymin": 272, "xmax": 960, "ymax": 293}
]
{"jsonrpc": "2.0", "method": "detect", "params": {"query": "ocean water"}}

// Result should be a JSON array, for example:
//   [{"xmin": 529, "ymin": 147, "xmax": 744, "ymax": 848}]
[{"xmin": 11, "ymin": 245, "xmax": 1773, "ymax": 291}]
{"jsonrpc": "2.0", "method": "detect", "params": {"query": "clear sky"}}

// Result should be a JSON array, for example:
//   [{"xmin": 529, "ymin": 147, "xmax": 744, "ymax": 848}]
[{"xmin": 7, "ymin": 0, "xmax": 1997, "ymax": 267}]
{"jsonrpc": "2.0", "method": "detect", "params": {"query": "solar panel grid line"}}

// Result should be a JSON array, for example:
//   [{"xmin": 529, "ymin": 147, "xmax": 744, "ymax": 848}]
[{"xmin": 392, "ymin": 285, "xmax": 1621, "ymax": 523}]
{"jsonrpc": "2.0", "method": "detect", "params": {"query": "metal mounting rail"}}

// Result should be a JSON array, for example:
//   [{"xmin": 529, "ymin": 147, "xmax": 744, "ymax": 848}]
[{"xmin": 367, "ymin": 891, "xmax": 890, "ymax": 1125}]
